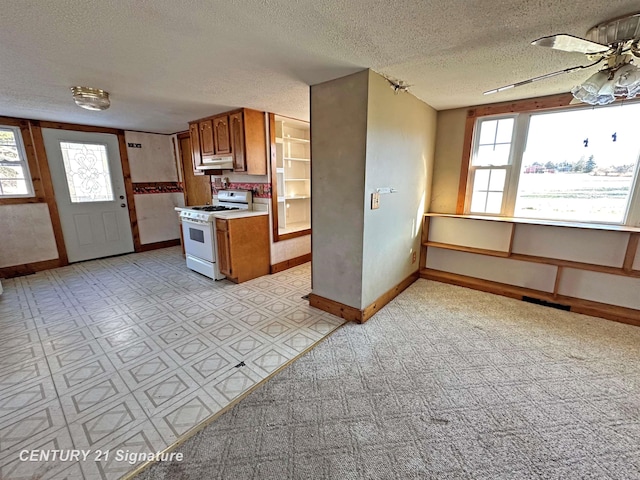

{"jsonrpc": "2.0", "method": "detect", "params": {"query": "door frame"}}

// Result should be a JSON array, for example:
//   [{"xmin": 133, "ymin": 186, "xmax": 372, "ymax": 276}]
[
  {"xmin": 38, "ymin": 122, "xmax": 141, "ymax": 256},
  {"xmin": 0, "ymin": 118, "xmax": 142, "ymax": 277}
]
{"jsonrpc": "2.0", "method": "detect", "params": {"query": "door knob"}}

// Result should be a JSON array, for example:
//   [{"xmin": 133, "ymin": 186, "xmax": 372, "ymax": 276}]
[{"xmin": 120, "ymin": 203, "xmax": 126, "ymax": 208}]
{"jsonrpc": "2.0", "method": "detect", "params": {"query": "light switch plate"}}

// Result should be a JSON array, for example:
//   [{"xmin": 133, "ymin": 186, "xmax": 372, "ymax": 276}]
[{"xmin": 371, "ymin": 193, "xmax": 380, "ymax": 209}]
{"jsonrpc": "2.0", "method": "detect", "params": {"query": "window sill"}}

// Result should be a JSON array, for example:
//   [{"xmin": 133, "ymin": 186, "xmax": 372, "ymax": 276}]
[{"xmin": 425, "ymin": 213, "xmax": 640, "ymax": 234}]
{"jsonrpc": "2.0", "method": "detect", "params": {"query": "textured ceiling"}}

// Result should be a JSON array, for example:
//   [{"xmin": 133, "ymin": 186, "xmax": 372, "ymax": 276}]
[{"xmin": 0, "ymin": 0, "xmax": 638, "ymax": 133}]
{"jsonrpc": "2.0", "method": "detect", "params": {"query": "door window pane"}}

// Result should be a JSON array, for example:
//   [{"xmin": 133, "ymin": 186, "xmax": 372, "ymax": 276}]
[{"xmin": 60, "ymin": 142, "xmax": 114, "ymax": 203}]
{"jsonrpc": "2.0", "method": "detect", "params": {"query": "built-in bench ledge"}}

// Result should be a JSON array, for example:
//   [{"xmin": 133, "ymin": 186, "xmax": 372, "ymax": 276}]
[
  {"xmin": 424, "ymin": 212, "xmax": 640, "ymax": 234},
  {"xmin": 419, "ymin": 213, "xmax": 640, "ymax": 327}
]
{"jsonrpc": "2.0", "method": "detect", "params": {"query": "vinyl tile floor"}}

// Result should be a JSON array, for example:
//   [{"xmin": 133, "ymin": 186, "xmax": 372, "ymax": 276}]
[{"xmin": 0, "ymin": 247, "xmax": 344, "ymax": 480}]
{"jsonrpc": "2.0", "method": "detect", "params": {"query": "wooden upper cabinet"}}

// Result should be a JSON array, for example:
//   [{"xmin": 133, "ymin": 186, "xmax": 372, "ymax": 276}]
[
  {"xmin": 229, "ymin": 112, "xmax": 246, "ymax": 172},
  {"xmin": 239, "ymin": 108, "xmax": 267, "ymax": 175},
  {"xmin": 188, "ymin": 108, "xmax": 267, "ymax": 175},
  {"xmin": 213, "ymin": 116, "xmax": 231, "ymax": 155},
  {"xmin": 199, "ymin": 120, "xmax": 214, "ymax": 158},
  {"xmin": 188, "ymin": 123, "xmax": 204, "ymax": 176}
]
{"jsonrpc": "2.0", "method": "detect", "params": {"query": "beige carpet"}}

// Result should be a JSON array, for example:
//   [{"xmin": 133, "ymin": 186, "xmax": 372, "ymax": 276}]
[{"xmin": 135, "ymin": 279, "xmax": 640, "ymax": 479}]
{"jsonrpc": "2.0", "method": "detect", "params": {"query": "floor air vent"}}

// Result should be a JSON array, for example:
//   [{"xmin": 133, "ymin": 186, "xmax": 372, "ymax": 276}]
[{"xmin": 522, "ymin": 296, "xmax": 570, "ymax": 311}]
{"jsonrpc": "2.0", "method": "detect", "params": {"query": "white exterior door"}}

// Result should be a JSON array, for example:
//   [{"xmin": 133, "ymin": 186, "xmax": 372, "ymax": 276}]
[{"xmin": 42, "ymin": 129, "xmax": 134, "ymax": 263}]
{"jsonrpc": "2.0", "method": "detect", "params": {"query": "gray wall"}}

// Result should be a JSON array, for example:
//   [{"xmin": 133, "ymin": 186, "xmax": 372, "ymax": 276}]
[
  {"xmin": 311, "ymin": 70, "xmax": 369, "ymax": 308},
  {"xmin": 361, "ymin": 71, "xmax": 437, "ymax": 307},
  {"xmin": 311, "ymin": 69, "xmax": 437, "ymax": 310}
]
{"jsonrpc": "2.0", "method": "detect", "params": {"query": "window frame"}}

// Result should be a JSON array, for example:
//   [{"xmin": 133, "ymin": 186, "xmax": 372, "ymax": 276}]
[
  {"xmin": 0, "ymin": 125, "xmax": 34, "ymax": 198},
  {"xmin": 462, "ymin": 99, "xmax": 640, "ymax": 227}
]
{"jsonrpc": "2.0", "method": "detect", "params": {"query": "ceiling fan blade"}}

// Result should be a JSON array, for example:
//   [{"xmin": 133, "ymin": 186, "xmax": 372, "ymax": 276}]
[
  {"xmin": 483, "ymin": 59, "xmax": 604, "ymax": 95},
  {"xmin": 532, "ymin": 34, "xmax": 609, "ymax": 54}
]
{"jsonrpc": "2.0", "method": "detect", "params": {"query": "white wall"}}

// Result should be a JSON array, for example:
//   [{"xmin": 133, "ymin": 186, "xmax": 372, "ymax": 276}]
[
  {"xmin": 0, "ymin": 204, "xmax": 58, "ymax": 267},
  {"xmin": 311, "ymin": 70, "xmax": 369, "ymax": 309},
  {"xmin": 125, "ymin": 131, "xmax": 178, "ymax": 182},
  {"xmin": 134, "ymin": 193, "xmax": 184, "ymax": 244},
  {"xmin": 126, "ymin": 131, "xmax": 183, "ymax": 245},
  {"xmin": 361, "ymin": 71, "xmax": 437, "ymax": 307}
]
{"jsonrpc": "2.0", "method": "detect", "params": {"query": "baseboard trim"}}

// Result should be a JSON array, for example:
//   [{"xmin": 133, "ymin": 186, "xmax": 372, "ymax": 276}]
[
  {"xmin": 0, "ymin": 258, "xmax": 65, "ymax": 279},
  {"xmin": 137, "ymin": 239, "xmax": 181, "ymax": 252},
  {"xmin": 270, "ymin": 253, "xmax": 312, "ymax": 274},
  {"xmin": 309, "ymin": 270, "xmax": 420, "ymax": 324},
  {"xmin": 421, "ymin": 268, "xmax": 640, "ymax": 327},
  {"xmin": 361, "ymin": 270, "xmax": 420, "ymax": 323},
  {"xmin": 308, "ymin": 294, "xmax": 362, "ymax": 322}
]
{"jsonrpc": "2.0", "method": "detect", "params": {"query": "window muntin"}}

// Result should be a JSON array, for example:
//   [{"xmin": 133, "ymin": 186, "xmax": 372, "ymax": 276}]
[
  {"xmin": 466, "ymin": 103, "xmax": 640, "ymax": 225},
  {"xmin": 473, "ymin": 117, "xmax": 514, "ymax": 166},
  {"xmin": 0, "ymin": 126, "xmax": 33, "ymax": 197}
]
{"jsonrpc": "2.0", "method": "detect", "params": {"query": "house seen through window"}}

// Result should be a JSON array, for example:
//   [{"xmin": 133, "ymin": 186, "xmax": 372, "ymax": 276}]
[
  {"xmin": 0, "ymin": 126, "xmax": 33, "ymax": 197},
  {"xmin": 466, "ymin": 103, "xmax": 640, "ymax": 225}
]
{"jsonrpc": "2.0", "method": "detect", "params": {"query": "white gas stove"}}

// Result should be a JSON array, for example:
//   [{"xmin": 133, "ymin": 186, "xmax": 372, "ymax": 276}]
[{"xmin": 177, "ymin": 190, "xmax": 253, "ymax": 280}]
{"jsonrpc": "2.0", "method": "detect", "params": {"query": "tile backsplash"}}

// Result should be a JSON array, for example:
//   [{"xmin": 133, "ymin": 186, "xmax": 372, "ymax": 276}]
[{"xmin": 212, "ymin": 181, "xmax": 271, "ymax": 198}]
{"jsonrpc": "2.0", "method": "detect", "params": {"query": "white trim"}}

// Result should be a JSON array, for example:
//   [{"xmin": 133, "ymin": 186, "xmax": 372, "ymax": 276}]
[{"xmin": 464, "ymin": 104, "xmax": 640, "ymax": 227}]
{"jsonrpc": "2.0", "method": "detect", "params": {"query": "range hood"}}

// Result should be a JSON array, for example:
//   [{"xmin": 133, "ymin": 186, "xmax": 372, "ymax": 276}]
[{"xmin": 196, "ymin": 155, "xmax": 234, "ymax": 170}]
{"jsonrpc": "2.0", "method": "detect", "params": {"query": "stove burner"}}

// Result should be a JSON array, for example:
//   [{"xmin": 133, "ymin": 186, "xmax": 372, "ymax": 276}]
[{"xmin": 191, "ymin": 206, "xmax": 240, "ymax": 211}]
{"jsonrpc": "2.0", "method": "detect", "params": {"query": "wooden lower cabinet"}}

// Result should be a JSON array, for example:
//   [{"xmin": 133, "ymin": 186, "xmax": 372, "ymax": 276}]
[{"xmin": 215, "ymin": 215, "xmax": 270, "ymax": 283}]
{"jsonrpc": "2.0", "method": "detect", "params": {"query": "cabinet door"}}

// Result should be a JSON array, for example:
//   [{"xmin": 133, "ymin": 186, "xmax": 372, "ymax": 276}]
[
  {"xmin": 229, "ymin": 112, "xmax": 246, "ymax": 172},
  {"xmin": 199, "ymin": 120, "xmax": 214, "ymax": 158},
  {"xmin": 213, "ymin": 116, "xmax": 231, "ymax": 154},
  {"xmin": 216, "ymin": 228, "xmax": 231, "ymax": 276},
  {"xmin": 189, "ymin": 123, "xmax": 204, "ymax": 176}
]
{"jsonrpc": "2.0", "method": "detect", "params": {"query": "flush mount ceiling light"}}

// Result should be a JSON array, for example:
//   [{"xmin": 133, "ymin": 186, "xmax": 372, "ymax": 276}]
[
  {"xmin": 70, "ymin": 86, "xmax": 110, "ymax": 111},
  {"xmin": 484, "ymin": 12, "xmax": 640, "ymax": 106}
]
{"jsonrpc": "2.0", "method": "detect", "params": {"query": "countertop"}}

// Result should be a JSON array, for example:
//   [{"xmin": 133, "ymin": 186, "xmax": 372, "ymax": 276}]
[
  {"xmin": 174, "ymin": 206, "xmax": 268, "ymax": 219},
  {"xmin": 212, "ymin": 210, "xmax": 268, "ymax": 219}
]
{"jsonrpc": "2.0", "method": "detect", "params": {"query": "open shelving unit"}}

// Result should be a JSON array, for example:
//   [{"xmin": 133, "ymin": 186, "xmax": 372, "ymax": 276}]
[
  {"xmin": 419, "ymin": 213, "xmax": 640, "ymax": 326},
  {"xmin": 274, "ymin": 116, "xmax": 310, "ymax": 235}
]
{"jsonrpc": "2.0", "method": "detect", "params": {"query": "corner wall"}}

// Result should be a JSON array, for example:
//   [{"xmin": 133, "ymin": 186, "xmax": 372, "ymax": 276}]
[
  {"xmin": 429, "ymin": 108, "xmax": 467, "ymax": 214},
  {"xmin": 361, "ymin": 71, "xmax": 437, "ymax": 307},
  {"xmin": 311, "ymin": 69, "xmax": 437, "ymax": 311},
  {"xmin": 311, "ymin": 70, "xmax": 369, "ymax": 308}
]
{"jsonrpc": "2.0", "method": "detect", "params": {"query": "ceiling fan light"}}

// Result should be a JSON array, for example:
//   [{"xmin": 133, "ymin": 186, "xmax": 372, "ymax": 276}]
[
  {"xmin": 579, "ymin": 70, "xmax": 610, "ymax": 94},
  {"xmin": 70, "ymin": 86, "xmax": 110, "ymax": 111}
]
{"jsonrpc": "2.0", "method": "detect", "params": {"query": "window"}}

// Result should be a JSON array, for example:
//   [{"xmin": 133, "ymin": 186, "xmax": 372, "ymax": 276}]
[
  {"xmin": 59, "ymin": 142, "xmax": 114, "ymax": 203},
  {"xmin": 465, "ymin": 103, "xmax": 640, "ymax": 225},
  {"xmin": 0, "ymin": 126, "xmax": 33, "ymax": 197}
]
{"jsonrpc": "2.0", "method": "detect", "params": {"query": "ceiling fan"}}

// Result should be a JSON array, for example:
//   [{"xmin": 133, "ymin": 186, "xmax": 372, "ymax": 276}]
[{"xmin": 484, "ymin": 12, "xmax": 640, "ymax": 105}]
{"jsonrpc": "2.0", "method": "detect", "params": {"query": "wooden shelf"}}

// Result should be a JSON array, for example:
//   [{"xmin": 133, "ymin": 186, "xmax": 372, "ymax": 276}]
[
  {"xmin": 424, "ymin": 241, "xmax": 640, "ymax": 278},
  {"xmin": 276, "ymin": 136, "xmax": 309, "ymax": 144},
  {"xmin": 284, "ymin": 158, "xmax": 310, "ymax": 163},
  {"xmin": 424, "ymin": 213, "xmax": 640, "ymax": 234},
  {"xmin": 423, "ymin": 241, "xmax": 509, "ymax": 258}
]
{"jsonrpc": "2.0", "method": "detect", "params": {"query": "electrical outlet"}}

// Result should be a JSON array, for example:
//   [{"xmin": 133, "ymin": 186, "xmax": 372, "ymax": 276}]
[
  {"xmin": 371, "ymin": 193, "xmax": 380, "ymax": 209},
  {"xmin": 412, "ymin": 251, "xmax": 417, "ymax": 263}
]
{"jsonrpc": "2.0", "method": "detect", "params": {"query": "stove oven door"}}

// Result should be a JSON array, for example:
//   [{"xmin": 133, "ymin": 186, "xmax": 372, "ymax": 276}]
[{"xmin": 182, "ymin": 219, "xmax": 216, "ymax": 263}]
